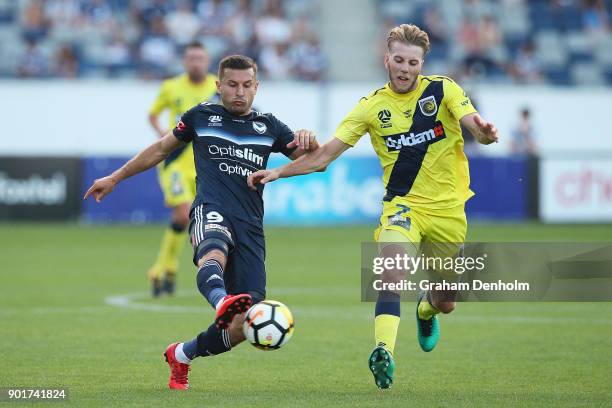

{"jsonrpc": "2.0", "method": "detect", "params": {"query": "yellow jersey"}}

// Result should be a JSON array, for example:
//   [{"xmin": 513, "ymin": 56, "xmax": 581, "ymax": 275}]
[
  {"xmin": 335, "ymin": 75, "xmax": 477, "ymax": 210},
  {"xmin": 150, "ymin": 73, "xmax": 218, "ymax": 167}
]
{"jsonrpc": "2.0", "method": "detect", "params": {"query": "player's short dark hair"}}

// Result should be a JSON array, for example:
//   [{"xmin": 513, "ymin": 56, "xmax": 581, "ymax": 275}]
[
  {"xmin": 184, "ymin": 41, "xmax": 205, "ymax": 52},
  {"xmin": 218, "ymin": 55, "xmax": 258, "ymax": 79}
]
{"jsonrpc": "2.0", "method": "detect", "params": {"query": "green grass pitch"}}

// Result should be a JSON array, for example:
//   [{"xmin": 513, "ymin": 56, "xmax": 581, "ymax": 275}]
[{"xmin": 1, "ymin": 223, "xmax": 611, "ymax": 407}]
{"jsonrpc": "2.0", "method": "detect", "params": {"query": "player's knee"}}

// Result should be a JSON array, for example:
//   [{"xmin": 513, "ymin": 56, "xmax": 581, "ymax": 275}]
[
  {"xmin": 434, "ymin": 301, "xmax": 455, "ymax": 314},
  {"xmin": 228, "ymin": 313, "xmax": 246, "ymax": 346},
  {"xmin": 382, "ymin": 268, "xmax": 406, "ymax": 284},
  {"xmin": 197, "ymin": 249, "xmax": 227, "ymax": 269},
  {"xmin": 172, "ymin": 204, "xmax": 191, "ymax": 229}
]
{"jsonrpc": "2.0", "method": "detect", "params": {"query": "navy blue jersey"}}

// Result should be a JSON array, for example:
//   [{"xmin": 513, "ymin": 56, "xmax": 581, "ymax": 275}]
[{"xmin": 172, "ymin": 103, "xmax": 295, "ymax": 225}]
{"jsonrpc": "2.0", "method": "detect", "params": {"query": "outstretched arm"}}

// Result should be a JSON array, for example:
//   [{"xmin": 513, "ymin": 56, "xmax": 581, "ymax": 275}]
[
  {"xmin": 460, "ymin": 113, "xmax": 499, "ymax": 145},
  {"xmin": 248, "ymin": 137, "xmax": 350, "ymax": 190},
  {"xmin": 84, "ymin": 132, "xmax": 184, "ymax": 202}
]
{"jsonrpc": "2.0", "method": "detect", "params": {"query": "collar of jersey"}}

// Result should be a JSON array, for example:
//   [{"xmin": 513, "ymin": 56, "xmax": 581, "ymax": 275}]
[
  {"xmin": 385, "ymin": 77, "xmax": 423, "ymax": 98},
  {"xmin": 219, "ymin": 105, "xmax": 257, "ymax": 119}
]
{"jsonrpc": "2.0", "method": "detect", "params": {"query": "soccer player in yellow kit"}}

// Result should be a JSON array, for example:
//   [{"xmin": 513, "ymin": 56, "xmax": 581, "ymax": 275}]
[
  {"xmin": 247, "ymin": 24, "xmax": 498, "ymax": 389},
  {"xmin": 148, "ymin": 41, "xmax": 218, "ymax": 296}
]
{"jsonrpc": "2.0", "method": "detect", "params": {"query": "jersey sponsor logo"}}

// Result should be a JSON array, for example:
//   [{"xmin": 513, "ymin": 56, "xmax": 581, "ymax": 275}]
[
  {"xmin": 208, "ymin": 115, "xmax": 223, "ymax": 127},
  {"xmin": 418, "ymin": 95, "xmax": 438, "ymax": 116},
  {"xmin": 204, "ymin": 223, "xmax": 232, "ymax": 239},
  {"xmin": 209, "ymin": 145, "xmax": 264, "ymax": 166},
  {"xmin": 377, "ymin": 109, "xmax": 392, "ymax": 128},
  {"xmin": 218, "ymin": 162, "xmax": 253, "ymax": 177},
  {"xmin": 253, "ymin": 121, "xmax": 267, "ymax": 134},
  {"xmin": 382, "ymin": 122, "xmax": 446, "ymax": 151}
]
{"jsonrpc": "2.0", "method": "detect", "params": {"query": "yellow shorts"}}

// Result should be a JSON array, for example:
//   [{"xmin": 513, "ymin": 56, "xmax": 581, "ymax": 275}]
[
  {"xmin": 158, "ymin": 145, "xmax": 196, "ymax": 207},
  {"xmin": 374, "ymin": 201, "xmax": 467, "ymax": 279}
]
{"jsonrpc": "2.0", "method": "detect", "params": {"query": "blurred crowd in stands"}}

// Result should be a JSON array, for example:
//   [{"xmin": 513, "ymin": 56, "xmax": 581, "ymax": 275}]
[
  {"xmin": 379, "ymin": 0, "xmax": 612, "ymax": 86},
  {"xmin": 0, "ymin": 0, "xmax": 327, "ymax": 81},
  {"xmin": 1, "ymin": 0, "xmax": 610, "ymax": 85}
]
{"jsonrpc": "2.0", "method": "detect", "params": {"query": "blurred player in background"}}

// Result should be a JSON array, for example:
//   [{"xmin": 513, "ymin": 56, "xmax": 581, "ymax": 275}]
[
  {"xmin": 510, "ymin": 107, "xmax": 537, "ymax": 157},
  {"xmin": 85, "ymin": 55, "xmax": 318, "ymax": 390},
  {"xmin": 147, "ymin": 41, "xmax": 218, "ymax": 297},
  {"xmin": 248, "ymin": 24, "xmax": 498, "ymax": 389}
]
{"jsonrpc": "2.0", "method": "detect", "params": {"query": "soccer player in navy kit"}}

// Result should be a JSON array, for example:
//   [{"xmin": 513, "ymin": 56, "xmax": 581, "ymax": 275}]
[{"xmin": 84, "ymin": 55, "xmax": 318, "ymax": 390}]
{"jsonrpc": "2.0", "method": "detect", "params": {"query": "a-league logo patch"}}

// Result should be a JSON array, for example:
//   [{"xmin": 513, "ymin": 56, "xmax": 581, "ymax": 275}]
[
  {"xmin": 253, "ymin": 121, "xmax": 267, "ymax": 134},
  {"xmin": 377, "ymin": 109, "xmax": 392, "ymax": 128},
  {"xmin": 418, "ymin": 95, "xmax": 438, "ymax": 117}
]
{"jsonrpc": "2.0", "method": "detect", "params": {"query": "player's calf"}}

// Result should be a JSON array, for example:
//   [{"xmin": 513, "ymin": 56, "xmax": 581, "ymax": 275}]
[{"xmin": 430, "ymin": 289, "xmax": 457, "ymax": 314}]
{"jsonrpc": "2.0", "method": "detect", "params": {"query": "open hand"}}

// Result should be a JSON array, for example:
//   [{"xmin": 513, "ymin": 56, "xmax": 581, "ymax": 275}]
[{"xmin": 474, "ymin": 115, "xmax": 499, "ymax": 144}]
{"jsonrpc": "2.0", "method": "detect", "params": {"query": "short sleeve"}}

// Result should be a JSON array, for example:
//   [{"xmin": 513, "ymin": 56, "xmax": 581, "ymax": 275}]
[
  {"xmin": 271, "ymin": 116, "xmax": 297, "ymax": 157},
  {"xmin": 172, "ymin": 106, "xmax": 197, "ymax": 143},
  {"xmin": 149, "ymin": 81, "xmax": 170, "ymax": 115},
  {"xmin": 444, "ymin": 79, "xmax": 477, "ymax": 120},
  {"xmin": 334, "ymin": 100, "xmax": 368, "ymax": 146}
]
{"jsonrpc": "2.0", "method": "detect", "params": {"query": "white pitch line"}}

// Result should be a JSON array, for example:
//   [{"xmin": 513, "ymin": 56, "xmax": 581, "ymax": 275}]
[{"xmin": 101, "ymin": 291, "xmax": 612, "ymax": 324}]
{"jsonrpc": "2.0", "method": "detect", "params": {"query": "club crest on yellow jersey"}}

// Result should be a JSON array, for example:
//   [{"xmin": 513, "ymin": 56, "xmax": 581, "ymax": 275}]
[{"xmin": 418, "ymin": 95, "xmax": 438, "ymax": 116}]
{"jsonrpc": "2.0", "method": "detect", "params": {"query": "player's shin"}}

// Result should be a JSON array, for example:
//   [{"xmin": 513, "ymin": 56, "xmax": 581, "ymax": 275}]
[
  {"xmin": 164, "ymin": 221, "xmax": 187, "ymax": 273},
  {"xmin": 172, "ymin": 323, "xmax": 232, "ymax": 365},
  {"xmin": 196, "ymin": 323, "xmax": 232, "ymax": 357},
  {"xmin": 374, "ymin": 290, "xmax": 401, "ymax": 354},
  {"xmin": 196, "ymin": 259, "xmax": 227, "ymax": 308}
]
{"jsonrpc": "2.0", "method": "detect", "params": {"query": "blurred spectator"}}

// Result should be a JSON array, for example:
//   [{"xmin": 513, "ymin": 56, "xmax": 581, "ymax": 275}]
[
  {"xmin": 260, "ymin": 42, "xmax": 292, "ymax": 80},
  {"xmin": 104, "ymin": 32, "xmax": 132, "ymax": 77},
  {"xmin": 21, "ymin": 0, "xmax": 50, "ymax": 43},
  {"xmin": 255, "ymin": 0, "xmax": 292, "ymax": 46},
  {"xmin": 81, "ymin": 0, "xmax": 115, "ymax": 28},
  {"xmin": 509, "ymin": 40, "xmax": 542, "ymax": 84},
  {"xmin": 423, "ymin": 7, "xmax": 448, "ymax": 48},
  {"xmin": 459, "ymin": 14, "xmax": 501, "ymax": 77},
  {"xmin": 198, "ymin": 0, "xmax": 235, "ymax": 36},
  {"xmin": 17, "ymin": 39, "xmax": 48, "ymax": 78},
  {"xmin": 292, "ymin": 34, "xmax": 328, "ymax": 82},
  {"xmin": 52, "ymin": 44, "xmax": 79, "ymax": 78},
  {"xmin": 196, "ymin": 0, "xmax": 236, "ymax": 63},
  {"xmin": 510, "ymin": 107, "xmax": 538, "ymax": 157},
  {"xmin": 138, "ymin": 16, "xmax": 176, "ymax": 78},
  {"xmin": 226, "ymin": 0, "xmax": 257, "ymax": 54},
  {"xmin": 582, "ymin": 0, "xmax": 610, "ymax": 34},
  {"xmin": 463, "ymin": 0, "xmax": 495, "ymax": 21},
  {"xmin": 44, "ymin": 0, "xmax": 81, "ymax": 27},
  {"xmin": 137, "ymin": 0, "xmax": 172, "ymax": 31},
  {"xmin": 165, "ymin": 0, "xmax": 200, "ymax": 47}
]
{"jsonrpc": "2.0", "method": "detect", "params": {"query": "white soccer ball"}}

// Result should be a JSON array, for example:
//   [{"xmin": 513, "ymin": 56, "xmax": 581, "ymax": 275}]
[{"xmin": 243, "ymin": 300, "xmax": 294, "ymax": 350}]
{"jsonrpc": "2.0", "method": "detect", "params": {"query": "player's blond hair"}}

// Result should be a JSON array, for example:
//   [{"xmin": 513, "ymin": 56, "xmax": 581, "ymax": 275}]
[{"xmin": 387, "ymin": 24, "xmax": 430, "ymax": 55}]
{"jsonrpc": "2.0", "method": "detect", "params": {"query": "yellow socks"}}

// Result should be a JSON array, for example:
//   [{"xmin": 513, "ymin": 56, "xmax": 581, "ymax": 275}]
[
  {"xmin": 374, "ymin": 314, "xmax": 401, "ymax": 355},
  {"xmin": 150, "ymin": 227, "xmax": 185, "ymax": 279}
]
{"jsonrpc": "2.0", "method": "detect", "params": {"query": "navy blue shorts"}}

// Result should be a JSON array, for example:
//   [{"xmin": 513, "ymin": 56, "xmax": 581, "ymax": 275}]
[{"xmin": 189, "ymin": 204, "xmax": 266, "ymax": 303}]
